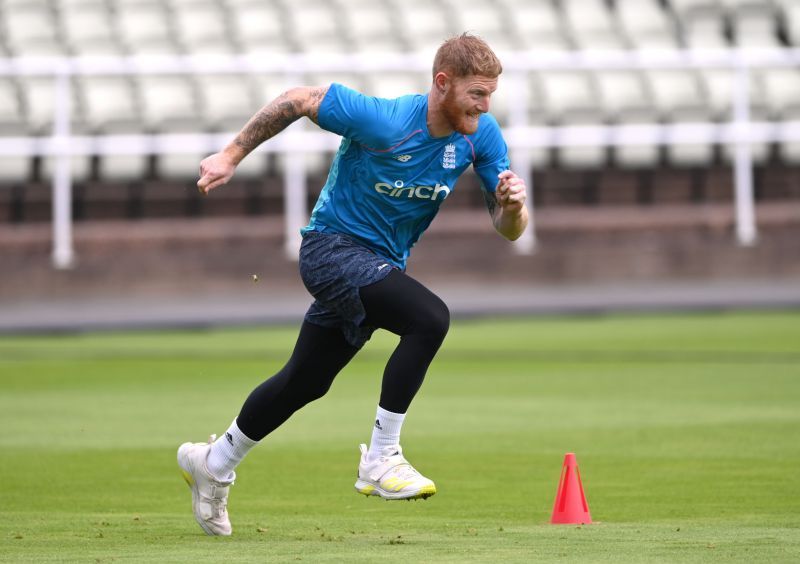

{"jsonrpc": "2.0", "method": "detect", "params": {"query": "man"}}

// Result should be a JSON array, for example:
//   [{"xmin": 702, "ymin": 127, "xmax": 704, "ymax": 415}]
[{"xmin": 178, "ymin": 33, "xmax": 528, "ymax": 536}]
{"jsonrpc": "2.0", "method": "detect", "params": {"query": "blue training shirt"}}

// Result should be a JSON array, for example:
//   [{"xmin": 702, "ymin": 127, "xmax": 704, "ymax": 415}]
[{"xmin": 302, "ymin": 82, "xmax": 510, "ymax": 269}]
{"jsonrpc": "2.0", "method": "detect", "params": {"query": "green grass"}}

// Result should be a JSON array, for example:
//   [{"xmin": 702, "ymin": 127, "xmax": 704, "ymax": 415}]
[{"xmin": 1, "ymin": 311, "xmax": 799, "ymax": 562}]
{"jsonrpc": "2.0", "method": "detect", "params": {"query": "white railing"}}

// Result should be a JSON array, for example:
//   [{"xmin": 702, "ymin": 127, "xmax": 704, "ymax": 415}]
[{"xmin": 2, "ymin": 48, "xmax": 800, "ymax": 268}]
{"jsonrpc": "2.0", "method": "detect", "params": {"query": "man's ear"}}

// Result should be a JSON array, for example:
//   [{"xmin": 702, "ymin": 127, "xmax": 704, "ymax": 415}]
[{"xmin": 433, "ymin": 72, "xmax": 449, "ymax": 94}]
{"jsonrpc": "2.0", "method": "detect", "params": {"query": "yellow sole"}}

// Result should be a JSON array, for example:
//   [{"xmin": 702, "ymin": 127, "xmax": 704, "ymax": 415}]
[{"xmin": 357, "ymin": 483, "xmax": 436, "ymax": 500}]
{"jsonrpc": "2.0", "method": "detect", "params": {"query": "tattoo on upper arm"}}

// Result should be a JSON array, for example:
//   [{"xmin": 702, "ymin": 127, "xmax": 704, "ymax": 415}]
[
  {"xmin": 482, "ymin": 188, "xmax": 498, "ymax": 217},
  {"xmin": 233, "ymin": 86, "xmax": 329, "ymax": 153},
  {"xmin": 234, "ymin": 92, "xmax": 300, "ymax": 152}
]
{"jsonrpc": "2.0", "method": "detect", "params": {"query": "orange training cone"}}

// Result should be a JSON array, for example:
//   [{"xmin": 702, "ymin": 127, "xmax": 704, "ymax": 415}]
[{"xmin": 550, "ymin": 452, "xmax": 592, "ymax": 524}]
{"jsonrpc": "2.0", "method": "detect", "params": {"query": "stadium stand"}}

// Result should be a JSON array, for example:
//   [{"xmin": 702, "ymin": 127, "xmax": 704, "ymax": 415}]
[{"xmin": 0, "ymin": 0, "xmax": 799, "ymax": 224}]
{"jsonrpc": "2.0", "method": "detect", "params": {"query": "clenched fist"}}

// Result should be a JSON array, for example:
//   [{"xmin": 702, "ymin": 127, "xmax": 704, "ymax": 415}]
[
  {"xmin": 495, "ymin": 170, "xmax": 527, "ymax": 213},
  {"xmin": 197, "ymin": 152, "xmax": 238, "ymax": 195}
]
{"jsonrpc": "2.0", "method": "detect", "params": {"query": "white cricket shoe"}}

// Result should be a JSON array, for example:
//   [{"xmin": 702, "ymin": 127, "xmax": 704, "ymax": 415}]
[
  {"xmin": 354, "ymin": 444, "xmax": 437, "ymax": 500},
  {"xmin": 177, "ymin": 435, "xmax": 235, "ymax": 536}
]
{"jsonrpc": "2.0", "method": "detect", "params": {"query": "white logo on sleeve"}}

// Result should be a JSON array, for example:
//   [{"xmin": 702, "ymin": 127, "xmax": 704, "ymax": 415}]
[
  {"xmin": 442, "ymin": 143, "xmax": 456, "ymax": 169},
  {"xmin": 394, "ymin": 154, "xmax": 412, "ymax": 162},
  {"xmin": 377, "ymin": 263, "xmax": 390, "ymax": 271}
]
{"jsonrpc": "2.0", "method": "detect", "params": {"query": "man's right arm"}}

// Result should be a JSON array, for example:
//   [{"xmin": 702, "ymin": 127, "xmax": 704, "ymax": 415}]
[{"xmin": 197, "ymin": 86, "xmax": 329, "ymax": 194}]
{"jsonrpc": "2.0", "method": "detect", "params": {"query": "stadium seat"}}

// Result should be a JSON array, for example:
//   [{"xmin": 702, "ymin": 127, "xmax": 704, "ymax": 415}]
[
  {"xmin": 230, "ymin": 151, "xmax": 268, "ymax": 181},
  {"xmin": 645, "ymin": 70, "xmax": 709, "ymax": 121},
  {"xmin": 1, "ymin": 4, "xmax": 60, "ymax": 54},
  {"xmin": 536, "ymin": 71, "xmax": 606, "ymax": 168},
  {"xmin": 19, "ymin": 76, "xmax": 78, "ymax": 134},
  {"xmin": 229, "ymin": 2, "xmax": 287, "ymax": 51},
  {"xmin": 681, "ymin": 6, "xmax": 730, "ymax": 47},
  {"xmin": 614, "ymin": 119, "xmax": 661, "ymax": 170},
  {"xmin": 487, "ymin": 84, "xmax": 511, "ymax": 127},
  {"xmin": 537, "ymin": 71, "xmax": 600, "ymax": 123},
  {"xmin": 595, "ymin": 71, "xmax": 654, "ymax": 122},
  {"xmin": 339, "ymin": 0, "xmax": 404, "ymax": 54},
  {"xmin": 759, "ymin": 67, "xmax": 800, "ymax": 163},
  {"xmin": 594, "ymin": 71, "xmax": 660, "ymax": 168},
  {"xmin": 572, "ymin": 30, "xmax": 627, "ymax": 52},
  {"xmin": 633, "ymin": 29, "xmax": 682, "ymax": 51},
  {"xmin": 521, "ymin": 30, "xmax": 572, "ymax": 53},
  {"xmin": 0, "ymin": 148, "xmax": 31, "ymax": 193},
  {"xmin": 616, "ymin": 0, "xmax": 676, "ymax": 48},
  {"xmin": 126, "ymin": 39, "xmax": 183, "ymax": 58},
  {"xmin": 171, "ymin": 1, "xmax": 231, "ymax": 51},
  {"xmin": 307, "ymin": 72, "xmax": 366, "ymax": 96},
  {"xmin": 699, "ymin": 67, "xmax": 768, "ymax": 120},
  {"xmin": 731, "ymin": 5, "xmax": 781, "ymax": 47},
  {"xmin": 522, "ymin": 75, "xmax": 550, "ymax": 168},
  {"xmin": 394, "ymin": 0, "xmax": 455, "ymax": 55},
  {"xmin": 562, "ymin": 0, "xmax": 618, "ymax": 38},
  {"xmin": 59, "ymin": 4, "xmax": 116, "ymax": 53},
  {"xmin": 98, "ymin": 154, "xmax": 150, "ymax": 184},
  {"xmin": 445, "ymin": 1, "xmax": 510, "ymax": 48},
  {"xmin": 646, "ymin": 70, "xmax": 717, "ymax": 167},
  {"xmin": 1, "ymin": 0, "xmax": 49, "ymax": 7},
  {"xmin": 499, "ymin": 0, "xmax": 563, "ymax": 49},
  {"xmin": 142, "ymin": 76, "xmax": 205, "ymax": 181},
  {"xmin": 718, "ymin": 0, "xmax": 775, "ymax": 10},
  {"xmin": 669, "ymin": 0, "xmax": 722, "ymax": 17},
  {"xmin": 93, "ymin": 115, "xmax": 150, "ymax": 186},
  {"xmin": 40, "ymin": 153, "xmax": 93, "ymax": 184},
  {"xmin": 0, "ymin": 78, "xmax": 28, "ymax": 133},
  {"xmin": 77, "ymin": 76, "xmax": 141, "ymax": 133},
  {"xmin": 156, "ymin": 151, "xmax": 205, "ymax": 182},
  {"xmin": 136, "ymin": 75, "xmax": 200, "ymax": 130},
  {"xmin": 366, "ymin": 72, "xmax": 428, "ymax": 100},
  {"xmin": 756, "ymin": 68, "xmax": 800, "ymax": 120},
  {"xmin": 283, "ymin": 1, "xmax": 343, "ymax": 53},
  {"xmin": 195, "ymin": 74, "xmax": 257, "ymax": 132},
  {"xmin": 114, "ymin": 2, "xmax": 175, "ymax": 51},
  {"xmin": 52, "ymin": 0, "xmax": 108, "ymax": 6},
  {"xmin": 666, "ymin": 129, "xmax": 716, "ymax": 168},
  {"xmin": 777, "ymin": 1, "xmax": 800, "ymax": 46}
]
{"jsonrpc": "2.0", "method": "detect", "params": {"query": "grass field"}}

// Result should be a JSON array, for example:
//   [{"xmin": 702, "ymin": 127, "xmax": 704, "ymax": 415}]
[{"xmin": 1, "ymin": 310, "xmax": 799, "ymax": 563}]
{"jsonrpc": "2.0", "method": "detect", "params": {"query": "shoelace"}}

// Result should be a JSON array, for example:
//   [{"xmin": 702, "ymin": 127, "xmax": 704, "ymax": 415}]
[
  {"xmin": 377, "ymin": 451, "xmax": 421, "ymax": 481},
  {"xmin": 386, "ymin": 462, "xmax": 420, "ymax": 481},
  {"xmin": 201, "ymin": 485, "xmax": 228, "ymax": 518}
]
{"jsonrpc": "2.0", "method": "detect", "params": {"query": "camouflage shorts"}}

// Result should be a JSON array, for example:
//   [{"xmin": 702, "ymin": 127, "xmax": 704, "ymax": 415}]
[{"xmin": 299, "ymin": 231, "xmax": 398, "ymax": 348}]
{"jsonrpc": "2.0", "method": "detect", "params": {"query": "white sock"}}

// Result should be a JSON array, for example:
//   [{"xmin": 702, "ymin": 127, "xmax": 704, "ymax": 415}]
[
  {"xmin": 368, "ymin": 406, "xmax": 406, "ymax": 463},
  {"xmin": 206, "ymin": 419, "xmax": 258, "ymax": 481}
]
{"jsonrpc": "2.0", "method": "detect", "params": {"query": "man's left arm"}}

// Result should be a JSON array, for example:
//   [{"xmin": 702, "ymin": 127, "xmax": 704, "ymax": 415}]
[{"xmin": 482, "ymin": 170, "xmax": 528, "ymax": 241}]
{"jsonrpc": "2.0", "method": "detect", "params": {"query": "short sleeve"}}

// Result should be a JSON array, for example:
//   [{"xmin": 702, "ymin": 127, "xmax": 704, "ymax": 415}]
[
  {"xmin": 473, "ymin": 114, "xmax": 510, "ymax": 194},
  {"xmin": 317, "ymin": 83, "xmax": 390, "ymax": 145}
]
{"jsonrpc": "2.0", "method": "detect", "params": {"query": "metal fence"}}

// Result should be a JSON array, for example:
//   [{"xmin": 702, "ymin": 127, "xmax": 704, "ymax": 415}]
[{"xmin": 3, "ymin": 48, "xmax": 799, "ymax": 268}]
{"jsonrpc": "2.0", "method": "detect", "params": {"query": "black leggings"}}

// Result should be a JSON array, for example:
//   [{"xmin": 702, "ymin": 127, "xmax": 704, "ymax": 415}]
[{"xmin": 236, "ymin": 270, "xmax": 450, "ymax": 441}]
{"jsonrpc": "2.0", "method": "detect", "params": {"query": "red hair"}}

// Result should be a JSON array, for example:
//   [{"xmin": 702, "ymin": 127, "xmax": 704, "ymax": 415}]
[{"xmin": 432, "ymin": 33, "xmax": 503, "ymax": 79}]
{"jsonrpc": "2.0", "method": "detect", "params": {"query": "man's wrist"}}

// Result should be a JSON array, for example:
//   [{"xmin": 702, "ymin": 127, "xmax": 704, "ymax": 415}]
[{"xmin": 222, "ymin": 144, "xmax": 247, "ymax": 166}]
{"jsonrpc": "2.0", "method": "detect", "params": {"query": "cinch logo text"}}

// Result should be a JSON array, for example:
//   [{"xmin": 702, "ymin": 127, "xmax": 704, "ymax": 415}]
[{"xmin": 374, "ymin": 181, "xmax": 451, "ymax": 201}]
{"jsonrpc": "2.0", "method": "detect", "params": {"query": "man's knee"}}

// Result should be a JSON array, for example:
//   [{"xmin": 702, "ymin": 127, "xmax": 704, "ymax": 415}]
[
  {"xmin": 282, "ymin": 360, "xmax": 336, "ymax": 405},
  {"xmin": 302, "ymin": 377, "xmax": 335, "ymax": 403},
  {"xmin": 417, "ymin": 296, "xmax": 450, "ymax": 340}
]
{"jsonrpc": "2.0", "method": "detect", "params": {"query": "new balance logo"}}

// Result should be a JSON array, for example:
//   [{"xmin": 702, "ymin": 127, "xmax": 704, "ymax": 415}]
[
  {"xmin": 374, "ymin": 419, "xmax": 383, "ymax": 430},
  {"xmin": 225, "ymin": 432, "xmax": 234, "ymax": 446},
  {"xmin": 377, "ymin": 263, "xmax": 389, "ymax": 272},
  {"xmin": 394, "ymin": 154, "xmax": 412, "ymax": 162}
]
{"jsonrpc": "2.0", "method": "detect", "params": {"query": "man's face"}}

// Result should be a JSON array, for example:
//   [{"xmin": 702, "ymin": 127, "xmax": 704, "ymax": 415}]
[{"xmin": 440, "ymin": 74, "xmax": 498, "ymax": 135}]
